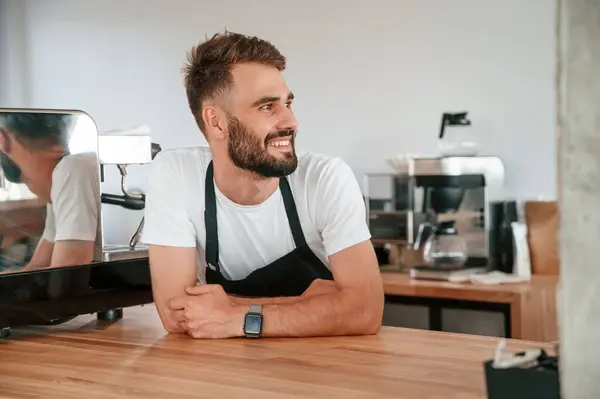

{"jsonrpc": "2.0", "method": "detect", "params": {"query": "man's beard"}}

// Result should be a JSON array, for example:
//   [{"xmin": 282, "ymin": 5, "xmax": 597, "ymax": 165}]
[{"xmin": 226, "ymin": 114, "xmax": 298, "ymax": 178}]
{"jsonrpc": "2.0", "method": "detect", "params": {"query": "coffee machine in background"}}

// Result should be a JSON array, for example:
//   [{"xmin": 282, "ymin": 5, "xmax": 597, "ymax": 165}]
[
  {"xmin": 365, "ymin": 111, "xmax": 513, "ymax": 274},
  {"xmin": 366, "ymin": 155, "xmax": 506, "ymax": 274},
  {"xmin": 407, "ymin": 155, "xmax": 505, "ymax": 270}
]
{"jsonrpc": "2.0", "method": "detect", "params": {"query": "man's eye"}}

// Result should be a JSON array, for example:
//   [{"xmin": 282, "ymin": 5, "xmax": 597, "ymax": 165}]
[
  {"xmin": 285, "ymin": 101, "xmax": 292, "ymax": 109},
  {"xmin": 260, "ymin": 104, "xmax": 272, "ymax": 111}
]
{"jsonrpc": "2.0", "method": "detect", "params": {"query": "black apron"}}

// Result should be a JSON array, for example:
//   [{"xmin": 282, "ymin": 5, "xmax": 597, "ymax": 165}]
[{"xmin": 204, "ymin": 161, "xmax": 333, "ymax": 298}]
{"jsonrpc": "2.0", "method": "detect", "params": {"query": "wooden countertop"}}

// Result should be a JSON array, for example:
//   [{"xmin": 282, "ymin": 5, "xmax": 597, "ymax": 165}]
[
  {"xmin": 381, "ymin": 270, "xmax": 559, "ymax": 342},
  {"xmin": 381, "ymin": 270, "xmax": 558, "ymax": 303},
  {"xmin": 0, "ymin": 305, "xmax": 553, "ymax": 398}
]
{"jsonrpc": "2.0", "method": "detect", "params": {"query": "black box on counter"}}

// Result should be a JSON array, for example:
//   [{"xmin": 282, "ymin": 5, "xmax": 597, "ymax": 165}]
[{"xmin": 484, "ymin": 359, "xmax": 560, "ymax": 399}]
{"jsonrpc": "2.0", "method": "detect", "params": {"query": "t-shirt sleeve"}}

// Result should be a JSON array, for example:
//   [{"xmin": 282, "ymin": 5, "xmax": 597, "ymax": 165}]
[
  {"xmin": 51, "ymin": 154, "xmax": 100, "ymax": 242},
  {"xmin": 141, "ymin": 152, "xmax": 196, "ymax": 247},
  {"xmin": 42, "ymin": 204, "xmax": 56, "ymax": 242},
  {"xmin": 315, "ymin": 157, "xmax": 372, "ymax": 256}
]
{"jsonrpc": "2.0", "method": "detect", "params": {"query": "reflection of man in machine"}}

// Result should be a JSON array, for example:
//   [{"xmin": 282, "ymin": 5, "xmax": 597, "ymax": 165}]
[{"xmin": 0, "ymin": 112, "xmax": 100, "ymax": 269}]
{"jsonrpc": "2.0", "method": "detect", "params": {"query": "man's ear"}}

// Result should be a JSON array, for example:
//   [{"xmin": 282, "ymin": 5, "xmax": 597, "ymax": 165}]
[{"xmin": 202, "ymin": 105, "xmax": 227, "ymax": 141}]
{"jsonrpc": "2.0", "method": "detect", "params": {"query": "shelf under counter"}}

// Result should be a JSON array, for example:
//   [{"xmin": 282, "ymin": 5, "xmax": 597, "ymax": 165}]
[{"xmin": 380, "ymin": 269, "xmax": 558, "ymax": 342}]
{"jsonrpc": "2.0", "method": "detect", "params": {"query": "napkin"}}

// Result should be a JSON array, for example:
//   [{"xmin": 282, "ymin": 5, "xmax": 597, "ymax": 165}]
[{"xmin": 448, "ymin": 270, "xmax": 531, "ymax": 285}]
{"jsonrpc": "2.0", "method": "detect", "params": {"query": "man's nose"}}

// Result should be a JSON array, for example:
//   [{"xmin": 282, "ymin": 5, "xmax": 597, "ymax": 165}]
[{"xmin": 278, "ymin": 107, "xmax": 298, "ymax": 132}]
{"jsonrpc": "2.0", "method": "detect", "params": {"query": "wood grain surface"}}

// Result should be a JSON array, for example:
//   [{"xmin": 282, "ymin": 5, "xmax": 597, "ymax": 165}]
[
  {"xmin": 0, "ymin": 304, "xmax": 553, "ymax": 398},
  {"xmin": 0, "ymin": 198, "xmax": 45, "ymax": 236},
  {"xmin": 381, "ymin": 271, "xmax": 558, "ymax": 342}
]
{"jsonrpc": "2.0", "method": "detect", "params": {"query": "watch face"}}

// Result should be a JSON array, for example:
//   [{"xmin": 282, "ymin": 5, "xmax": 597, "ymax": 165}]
[{"xmin": 244, "ymin": 314, "xmax": 262, "ymax": 335}]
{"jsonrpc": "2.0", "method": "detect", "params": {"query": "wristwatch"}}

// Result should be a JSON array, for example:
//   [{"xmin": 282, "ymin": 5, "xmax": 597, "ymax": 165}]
[{"xmin": 243, "ymin": 304, "xmax": 263, "ymax": 338}]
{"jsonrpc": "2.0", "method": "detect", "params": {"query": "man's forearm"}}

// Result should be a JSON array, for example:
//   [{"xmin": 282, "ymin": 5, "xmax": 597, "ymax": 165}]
[
  {"xmin": 51, "ymin": 240, "xmax": 95, "ymax": 268},
  {"xmin": 229, "ymin": 295, "xmax": 303, "ymax": 305},
  {"xmin": 22, "ymin": 257, "xmax": 51, "ymax": 271},
  {"xmin": 22, "ymin": 239, "xmax": 54, "ymax": 270},
  {"xmin": 23, "ymin": 258, "xmax": 49, "ymax": 270},
  {"xmin": 232, "ymin": 289, "xmax": 383, "ymax": 338}
]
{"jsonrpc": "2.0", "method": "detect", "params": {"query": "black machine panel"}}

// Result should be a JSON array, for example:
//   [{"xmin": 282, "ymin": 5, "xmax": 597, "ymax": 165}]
[{"xmin": 0, "ymin": 259, "xmax": 153, "ymax": 332}]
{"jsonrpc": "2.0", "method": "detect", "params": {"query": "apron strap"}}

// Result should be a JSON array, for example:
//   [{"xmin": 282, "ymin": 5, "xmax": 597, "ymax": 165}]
[
  {"xmin": 203, "ymin": 160, "xmax": 309, "ymax": 270},
  {"xmin": 278, "ymin": 176, "xmax": 308, "ymax": 248},
  {"xmin": 204, "ymin": 161, "xmax": 220, "ymax": 270}
]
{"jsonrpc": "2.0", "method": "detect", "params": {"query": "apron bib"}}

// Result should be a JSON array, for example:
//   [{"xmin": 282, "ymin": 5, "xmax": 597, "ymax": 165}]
[{"xmin": 204, "ymin": 161, "xmax": 333, "ymax": 298}]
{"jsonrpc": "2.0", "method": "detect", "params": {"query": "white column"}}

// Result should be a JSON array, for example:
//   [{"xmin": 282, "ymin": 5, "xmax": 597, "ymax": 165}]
[{"xmin": 557, "ymin": 0, "xmax": 600, "ymax": 397}]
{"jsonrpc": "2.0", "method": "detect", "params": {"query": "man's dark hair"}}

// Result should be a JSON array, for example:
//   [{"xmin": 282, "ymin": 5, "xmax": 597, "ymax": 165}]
[
  {"xmin": 182, "ymin": 31, "xmax": 286, "ymax": 132},
  {"xmin": 0, "ymin": 112, "xmax": 73, "ymax": 149}
]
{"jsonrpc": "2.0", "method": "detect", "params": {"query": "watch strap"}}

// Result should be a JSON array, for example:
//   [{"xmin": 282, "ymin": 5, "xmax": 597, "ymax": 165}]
[{"xmin": 249, "ymin": 304, "xmax": 262, "ymax": 314}]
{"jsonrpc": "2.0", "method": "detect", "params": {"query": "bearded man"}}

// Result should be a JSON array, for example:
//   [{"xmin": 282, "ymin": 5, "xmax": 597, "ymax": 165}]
[{"xmin": 142, "ymin": 31, "xmax": 384, "ymax": 339}]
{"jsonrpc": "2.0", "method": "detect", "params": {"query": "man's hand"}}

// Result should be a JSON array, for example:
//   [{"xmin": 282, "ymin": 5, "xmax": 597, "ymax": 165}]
[{"xmin": 170, "ymin": 285, "xmax": 247, "ymax": 339}]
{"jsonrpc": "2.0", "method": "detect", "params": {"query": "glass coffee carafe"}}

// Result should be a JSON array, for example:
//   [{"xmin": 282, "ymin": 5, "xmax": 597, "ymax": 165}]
[{"xmin": 413, "ymin": 221, "xmax": 468, "ymax": 267}]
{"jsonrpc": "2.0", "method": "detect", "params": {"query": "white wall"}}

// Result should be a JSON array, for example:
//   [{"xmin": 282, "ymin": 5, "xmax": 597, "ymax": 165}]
[
  {"xmin": 0, "ymin": 0, "xmax": 28, "ymax": 107},
  {"xmin": 0, "ymin": 0, "xmax": 557, "ymax": 244}
]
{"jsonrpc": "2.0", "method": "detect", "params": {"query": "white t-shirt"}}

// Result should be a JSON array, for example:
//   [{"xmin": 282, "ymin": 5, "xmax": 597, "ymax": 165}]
[
  {"xmin": 142, "ymin": 146, "xmax": 371, "ymax": 283},
  {"xmin": 42, "ymin": 152, "xmax": 101, "ymax": 244}
]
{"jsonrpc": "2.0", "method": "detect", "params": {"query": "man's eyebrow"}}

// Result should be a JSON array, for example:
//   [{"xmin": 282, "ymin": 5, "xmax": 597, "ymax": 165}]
[{"xmin": 251, "ymin": 92, "xmax": 295, "ymax": 107}]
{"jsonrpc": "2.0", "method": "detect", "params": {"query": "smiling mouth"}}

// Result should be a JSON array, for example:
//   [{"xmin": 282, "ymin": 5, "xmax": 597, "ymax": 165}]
[{"xmin": 267, "ymin": 137, "xmax": 293, "ymax": 151}]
